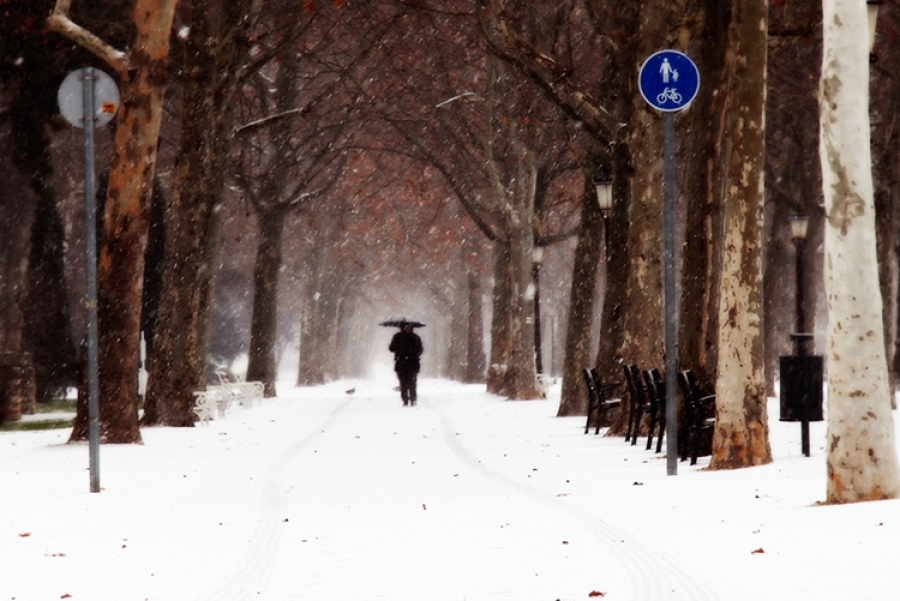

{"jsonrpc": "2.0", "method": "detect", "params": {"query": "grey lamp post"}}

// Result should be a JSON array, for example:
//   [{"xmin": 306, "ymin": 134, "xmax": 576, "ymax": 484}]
[
  {"xmin": 533, "ymin": 245, "xmax": 544, "ymax": 375},
  {"xmin": 790, "ymin": 213, "xmax": 813, "ymax": 456}
]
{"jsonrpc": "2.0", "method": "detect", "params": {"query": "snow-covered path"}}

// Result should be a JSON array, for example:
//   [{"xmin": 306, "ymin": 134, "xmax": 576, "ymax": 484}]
[
  {"xmin": 4, "ymin": 376, "xmax": 900, "ymax": 600},
  {"xmin": 194, "ymin": 382, "xmax": 714, "ymax": 601}
]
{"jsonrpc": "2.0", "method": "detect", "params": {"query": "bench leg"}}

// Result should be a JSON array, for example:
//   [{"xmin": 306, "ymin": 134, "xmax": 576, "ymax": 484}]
[
  {"xmin": 645, "ymin": 408, "xmax": 656, "ymax": 451},
  {"xmin": 584, "ymin": 399, "xmax": 594, "ymax": 435},
  {"xmin": 630, "ymin": 409, "xmax": 642, "ymax": 446},
  {"xmin": 690, "ymin": 426, "xmax": 708, "ymax": 465},
  {"xmin": 655, "ymin": 415, "xmax": 666, "ymax": 454}
]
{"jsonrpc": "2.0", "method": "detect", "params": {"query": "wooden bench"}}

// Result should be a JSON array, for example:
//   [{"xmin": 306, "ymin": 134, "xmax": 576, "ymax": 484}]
[
  {"xmin": 623, "ymin": 364, "xmax": 652, "ymax": 445},
  {"xmin": 642, "ymin": 368, "xmax": 666, "ymax": 453},
  {"xmin": 582, "ymin": 368, "xmax": 621, "ymax": 434},
  {"xmin": 677, "ymin": 370, "xmax": 716, "ymax": 464}
]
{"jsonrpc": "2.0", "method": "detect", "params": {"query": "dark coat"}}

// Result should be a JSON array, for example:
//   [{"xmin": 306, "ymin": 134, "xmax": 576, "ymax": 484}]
[{"xmin": 389, "ymin": 330, "xmax": 423, "ymax": 373}]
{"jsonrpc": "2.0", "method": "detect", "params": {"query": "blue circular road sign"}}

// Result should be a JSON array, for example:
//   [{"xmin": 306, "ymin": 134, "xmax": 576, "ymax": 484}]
[{"xmin": 639, "ymin": 50, "xmax": 700, "ymax": 112}]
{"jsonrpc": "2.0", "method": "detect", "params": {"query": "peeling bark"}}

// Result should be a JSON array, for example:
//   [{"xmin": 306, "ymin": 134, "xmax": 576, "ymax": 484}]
[
  {"xmin": 709, "ymin": 0, "xmax": 772, "ymax": 469},
  {"xmin": 820, "ymin": 0, "xmax": 900, "ymax": 502}
]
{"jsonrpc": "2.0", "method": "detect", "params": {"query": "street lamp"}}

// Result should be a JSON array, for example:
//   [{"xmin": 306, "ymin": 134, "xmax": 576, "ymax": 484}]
[
  {"xmin": 594, "ymin": 178, "xmax": 613, "ymax": 256},
  {"xmin": 533, "ymin": 245, "xmax": 544, "ymax": 375},
  {"xmin": 790, "ymin": 213, "xmax": 810, "ymax": 356},
  {"xmin": 594, "ymin": 178, "xmax": 613, "ymax": 214},
  {"xmin": 782, "ymin": 213, "xmax": 823, "ymax": 457},
  {"xmin": 790, "ymin": 213, "xmax": 809, "ymax": 242},
  {"xmin": 868, "ymin": 0, "xmax": 882, "ymax": 62}
]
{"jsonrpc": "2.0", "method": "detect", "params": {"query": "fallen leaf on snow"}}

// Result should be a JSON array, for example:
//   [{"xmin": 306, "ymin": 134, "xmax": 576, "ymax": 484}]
[{"xmin": 751, "ymin": 547, "xmax": 765, "ymax": 554}]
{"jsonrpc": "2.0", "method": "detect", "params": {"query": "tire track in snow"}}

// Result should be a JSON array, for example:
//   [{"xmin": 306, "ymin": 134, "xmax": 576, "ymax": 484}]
[
  {"xmin": 427, "ymin": 397, "xmax": 716, "ymax": 601},
  {"xmin": 198, "ymin": 397, "xmax": 353, "ymax": 601}
]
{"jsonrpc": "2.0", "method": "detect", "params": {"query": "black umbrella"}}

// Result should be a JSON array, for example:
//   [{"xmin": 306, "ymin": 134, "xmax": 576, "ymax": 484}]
[{"xmin": 379, "ymin": 317, "xmax": 426, "ymax": 328}]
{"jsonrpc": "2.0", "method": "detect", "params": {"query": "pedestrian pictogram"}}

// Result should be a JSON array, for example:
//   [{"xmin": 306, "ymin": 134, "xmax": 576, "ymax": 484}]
[{"xmin": 639, "ymin": 50, "xmax": 700, "ymax": 113}]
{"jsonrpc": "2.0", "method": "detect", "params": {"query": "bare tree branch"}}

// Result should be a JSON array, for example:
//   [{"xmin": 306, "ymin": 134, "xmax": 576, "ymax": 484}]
[{"xmin": 47, "ymin": 0, "xmax": 127, "ymax": 75}]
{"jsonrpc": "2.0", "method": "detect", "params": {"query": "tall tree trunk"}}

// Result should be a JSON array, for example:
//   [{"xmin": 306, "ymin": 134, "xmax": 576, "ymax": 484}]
[
  {"xmin": 15, "ymin": 78, "xmax": 77, "ymax": 401},
  {"xmin": 820, "ymin": 0, "xmax": 900, "ymax": 502},
  {"xmin": 558, "ymin": 175, "xmax": 604, "ymax": 416},
  {"xmin": 709, "ymin": 0, "xmax": 772, "ymax": 469},
  {"xmin": 446, "ymin": 279, "xmax": 468, "ymax": 381},
  {"xmin": 49, "ymin": 0, "xmax": 178, "ymax": 442},
  {"xmin": 505, "ymin": 210, "xmax": 542, "ymax": 400},
  {"xmin": 616, "ymin": 3, "xmax": 669, "ymax": 378},
  {"xmin": 0, "ymin": 131, "xmax": 33, "ymax": 354},
  {"xmin": 486, "ymin": 239, "xmax": 512, "ymax": 395},
  {"xmin": 144, "ymin": 0, "xmax": 253, "ymax": 426},
  {"xmin": 296, "ymin": 245, "xmax": 343, "ymax": 386},
  {"xmin": 762, "ymin": 200, "xmax": 794, "ymax": 395},
  {"xmin": 51, "ymin": 0, "xmax": 179, "ymax": 443},
  {"xmin": 874, "ymin": 179, "xmax": 898, "ymax": 398},
  {"xmin": 140, "ymin": 179, "xmax": 167, "ymax": 364},
  {"xmin": 679, "ymin": 0, "xmax": 731, "ymax": 387},
  {"xmin": 24, "ymin": 188, "xmax": 78, "ymax": 402},
  {"xmin": 246, "ymin": 209, "xmax": 286, "ymax": 397},
  {"xmin": 465, "ymin": 271, "xmax": 486, "ymax": 383},
  {"xmin": 596, "ymin": 143, "xmax": 633, "ymax": 434},
  {"xmin": 296, "ymin": 285, "xmax": 324, "ymax": 386},
  {"xmin": 618, "ymin": 119, "xmax": 664, "ymax": 372}
]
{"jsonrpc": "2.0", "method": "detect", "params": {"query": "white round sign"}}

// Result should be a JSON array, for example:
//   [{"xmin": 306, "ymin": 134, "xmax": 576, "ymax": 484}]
[{"xmin": 58, "ymin": 68, "xmax": 120, "ymax": 128}]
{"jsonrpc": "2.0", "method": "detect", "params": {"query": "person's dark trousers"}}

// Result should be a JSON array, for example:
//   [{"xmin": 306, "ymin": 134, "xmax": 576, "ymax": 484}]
[{"xmin": 397, "ymin": 368, "xmax": 419, "ymax": 406}]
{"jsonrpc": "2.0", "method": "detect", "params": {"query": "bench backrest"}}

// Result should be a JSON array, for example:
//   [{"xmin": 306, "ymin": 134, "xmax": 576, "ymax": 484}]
[{"xmin": 623, "ymin": 364, "xmax": 645, "ymax": 405}]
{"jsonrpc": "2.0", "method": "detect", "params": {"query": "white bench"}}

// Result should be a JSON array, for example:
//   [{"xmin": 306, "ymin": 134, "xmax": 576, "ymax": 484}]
[
  {"xmin": 209, "ymin": 373, "xmax": 264, "ymax": 408},
  {"xmin": 193, "ymin": 373, "xmax": 264, "ymax": 423},
  {"xmin": 194, "ymin": 390, "xmax": 218, "ymax": 426}
]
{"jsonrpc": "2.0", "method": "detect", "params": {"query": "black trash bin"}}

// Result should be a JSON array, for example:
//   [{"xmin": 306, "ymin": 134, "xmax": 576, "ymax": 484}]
[{"xmin": 779, "ymin": 355, "xmax": 824, "ymax": 422}]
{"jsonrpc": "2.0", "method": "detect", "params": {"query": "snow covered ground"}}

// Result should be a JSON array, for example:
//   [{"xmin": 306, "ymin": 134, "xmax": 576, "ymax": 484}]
[{"xmin": 3, "ymin": 372, "xmax": 899, "ymax": 601}]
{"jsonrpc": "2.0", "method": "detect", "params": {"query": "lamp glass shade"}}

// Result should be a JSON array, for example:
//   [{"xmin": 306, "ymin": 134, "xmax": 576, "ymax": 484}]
[
  {"xmin": 790, "ymin": 215, "xmax": 809, "ymax": 240},
  {"xmin": 594, "ymin": 179, "xmax": 613, "ymax": 211}
]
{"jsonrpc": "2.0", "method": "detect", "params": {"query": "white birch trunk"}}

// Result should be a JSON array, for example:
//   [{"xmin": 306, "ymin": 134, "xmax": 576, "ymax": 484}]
[{"xmin": 820, "ymin": 0, "xmax": 900, "ymax": 502}]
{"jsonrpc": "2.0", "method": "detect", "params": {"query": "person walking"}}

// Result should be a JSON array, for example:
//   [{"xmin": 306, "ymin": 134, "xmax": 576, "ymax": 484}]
[{"xmin": 389, "ymin": 323, "xmax": 423, "ymax": 406}]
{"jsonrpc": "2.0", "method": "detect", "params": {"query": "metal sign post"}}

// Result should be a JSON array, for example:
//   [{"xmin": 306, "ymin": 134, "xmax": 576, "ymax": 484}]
[
  {"xmin": 58, "ymin": 67, "xmax": 120, "ymax": 493},
  {"xmin": 638, "ymin": 50, "xmax": 700, "ymax": 476}
]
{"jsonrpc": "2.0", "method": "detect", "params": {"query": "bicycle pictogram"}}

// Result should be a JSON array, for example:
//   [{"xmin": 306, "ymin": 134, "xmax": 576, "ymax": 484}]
[
  {"xmin": 656, "ymin": 87, "xmax": 683, "ymax": 105},
  {"xmin": 639, "ymin": 51, "xmax": 698, "ymax": 113}
]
